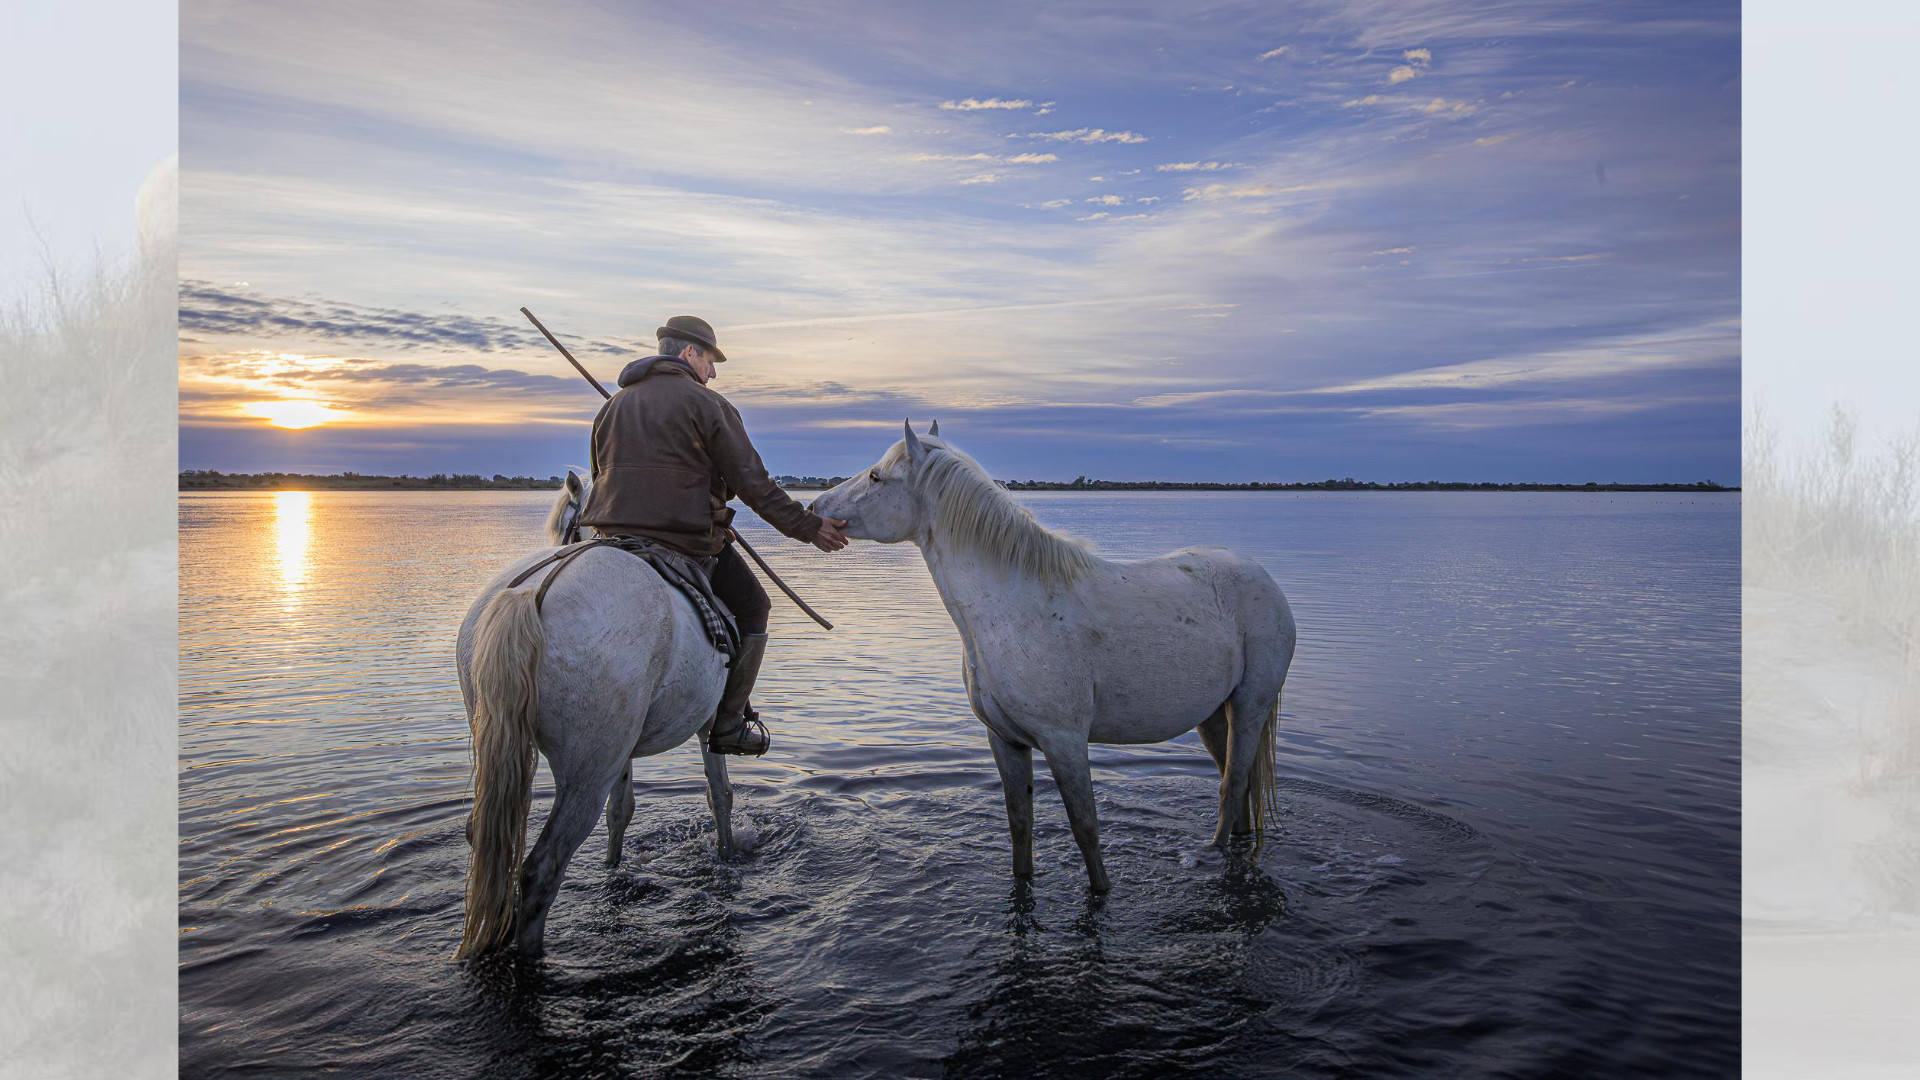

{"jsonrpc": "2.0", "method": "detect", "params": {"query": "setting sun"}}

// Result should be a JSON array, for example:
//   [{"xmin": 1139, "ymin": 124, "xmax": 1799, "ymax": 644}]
[{"xmin": 243, "ymin": 399, "xmax": 343, "ymax": 429}]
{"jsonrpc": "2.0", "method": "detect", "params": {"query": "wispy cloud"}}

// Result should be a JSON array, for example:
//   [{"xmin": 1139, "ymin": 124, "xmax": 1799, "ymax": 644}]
[
  {"xmin": 909, "ymin": 152, "xmax": 1059, "ymax": 164},
  {"xmin": 940, "ymin": 97, "xmax": 1033, "ymax": 111},
  {"xmin": 1012, "ymin": 128, "xmax": 1149, "ymax": 144},
  {"xmin": 841, "ymin": 125, "xmax": 892, "ymax": 135},
  {"xmin": 1388, "ymin": 46, "xmax": 1433, "ymax": 85},
  {"xmin": 1307, "ymin": 319, "xmax": 1738, "ymax": 394},
  {"xmin": 1086, "ymin": 195, "xmax": 1126, "ymax": 206},
  {"xmin": 1257, "ymin": 45, "xmax": 1290, "ymax": 62},
  {"xmin": 1343, "ymin": 94, "xmax": 1477, "ymax": 117},
  {"xmin": 1181, "ymin": 183, "xmax": 1302, "ymax": 200},
  {"xmin": 1156, "ymin": 161, "xmax": 1243, "ymax": 172},
  {"xmin": 958, "ymin": 173, "xmax": 1004, "ymax": 185}
]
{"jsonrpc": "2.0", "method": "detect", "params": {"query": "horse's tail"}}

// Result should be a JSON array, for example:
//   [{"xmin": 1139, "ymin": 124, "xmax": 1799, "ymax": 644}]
[
  {"xmin": 456, "ymin": 587, "xmax": 546, "ymax": 959},
  {"xmin": 1248, "ymin": 689, "xmax": 1282, "ymax": 855}
]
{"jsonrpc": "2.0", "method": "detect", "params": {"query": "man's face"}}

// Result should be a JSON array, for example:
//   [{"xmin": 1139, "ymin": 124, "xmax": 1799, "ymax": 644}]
[{"xmin": 683, "ymin": 345, "xmax": 717, "ymax": 384}]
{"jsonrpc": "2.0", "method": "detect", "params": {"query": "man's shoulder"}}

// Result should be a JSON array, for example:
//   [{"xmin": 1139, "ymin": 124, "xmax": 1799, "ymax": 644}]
[
  {"xmin": 615, "ymin": 363, "xmax": 697, "ymax": 398},
  {"xmin": 612, "ymin": 369, "xmax": 732, "ymax": 417}
]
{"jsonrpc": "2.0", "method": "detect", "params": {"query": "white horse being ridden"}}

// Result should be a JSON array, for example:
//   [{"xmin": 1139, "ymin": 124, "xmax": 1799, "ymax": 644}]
[
  {"xmin": 810, "ymin": 422, "xmax": 1297, "ymax": 893},
  {"xmin": 455, "ymin": 473, "xmax": 737, "ymax": 958}
]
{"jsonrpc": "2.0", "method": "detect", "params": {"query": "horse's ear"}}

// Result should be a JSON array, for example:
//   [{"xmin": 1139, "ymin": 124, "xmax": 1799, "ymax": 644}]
[
  {"xmin": 928, "ymin": 419, "xmax": 939, "ymax": 437},
  {"xmin": 565, "ymin": 470, "xmax": 581, "ymax": 493},
  {"xmin": 903, "ymin": 419, "xmax": 926, "ymax": 462}
]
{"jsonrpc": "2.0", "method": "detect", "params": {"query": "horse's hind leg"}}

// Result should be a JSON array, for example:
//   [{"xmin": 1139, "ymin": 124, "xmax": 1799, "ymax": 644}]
[
  {"xmin": 1199, "ymin": 702, "xmax": 1250, "ymax": 840},
  {"xmin": 1040, "ymin": 739, "xmax": 1111, "ymax": 894},
  {"xmin": 517, "ymin": 757, "xmax": 624, "ymax": 956},
  {"xmin": 701, "ymin": 733, "xmax": 736, "ymax": 857},
  {"xmin": 987, "ymin": 732, "xmax": 1035, "ymax": 878},
  {"xmin": 1213, "ymin": 684, "xmax": 1277, "ymax": 849},
  {"xmin": 605, "ymin": 761, "xmax": 634, "ymax": 866},
  {"xmin": 1197, "ymin": 703, "xmax": 1229, "ymax": 776}
]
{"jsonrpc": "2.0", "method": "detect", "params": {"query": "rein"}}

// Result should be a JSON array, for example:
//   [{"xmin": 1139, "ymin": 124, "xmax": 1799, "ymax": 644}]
[
  {"xmin": 560, "ymin": 490, "xmax": 583, "ymax": 546},
  {"xmin": 506, "ymin": 539, "xmax": 603, "ymax": 612}
]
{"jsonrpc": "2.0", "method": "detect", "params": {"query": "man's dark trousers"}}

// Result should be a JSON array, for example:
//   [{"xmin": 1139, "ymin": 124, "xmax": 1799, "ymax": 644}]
[{"xmin": 709, "ymin": 544, "xmax": 771, "ymax": 636}]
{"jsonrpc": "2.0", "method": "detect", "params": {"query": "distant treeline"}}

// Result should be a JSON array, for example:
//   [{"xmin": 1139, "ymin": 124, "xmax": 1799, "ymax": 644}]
[
  {"xmin": 991, "ymin": 477, "xmax": 1739, "ymax": 493},
  {"xmin": 179, "ymin": 470, "xmax": 566, "ymax": 490},
  {"xmin": 182, "ymin": 470, "xmax": 1738, "ymax": 493}
]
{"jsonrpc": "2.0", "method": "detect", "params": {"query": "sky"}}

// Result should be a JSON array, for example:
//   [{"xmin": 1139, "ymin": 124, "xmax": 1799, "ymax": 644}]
[
  {"xmin": 1, "ymin": 0, "xmax": 176, "ymax": 298},
  {"xmin": 178, "ymin": 0, "xmax": 1740, "ymax": 483}
]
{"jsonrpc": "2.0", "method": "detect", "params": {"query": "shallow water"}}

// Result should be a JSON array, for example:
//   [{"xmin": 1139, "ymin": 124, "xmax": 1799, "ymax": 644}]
[{"xmin": 179, "ymin": 490, "xmax": 1740, "ymax": 1077}]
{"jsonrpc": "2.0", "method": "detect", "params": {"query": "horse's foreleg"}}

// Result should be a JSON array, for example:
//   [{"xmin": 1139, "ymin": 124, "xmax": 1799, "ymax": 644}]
[
  {"xmin": 701, "ymin": 734, "xmax": 736, "ymax": 858},
  {"xmin": 987, "ymin": 732, "xmax": 1034, "ymax": 878},
  {"xmin": 605, "ymin": 761, "xmax": 634, "ymax": 866},
  {"xmin": 1041, "ymin": 740, "xmax": 1111, "ymax": 894},
  {"xmin": 517, "ymin": 760, "xmax": 623, "ymax": 956}
]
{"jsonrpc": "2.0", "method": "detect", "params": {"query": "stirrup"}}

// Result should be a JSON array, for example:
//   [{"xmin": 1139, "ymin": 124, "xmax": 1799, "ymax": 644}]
[{"xmin": 707, "ymin": 712, "xmax": 770, "ymax": 757}]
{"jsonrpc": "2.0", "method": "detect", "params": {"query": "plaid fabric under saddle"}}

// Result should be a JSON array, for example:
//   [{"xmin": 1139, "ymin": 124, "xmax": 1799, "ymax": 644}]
[{"xmin": 506, "ymin": 534, "xmax": 741, "ymax": 663}]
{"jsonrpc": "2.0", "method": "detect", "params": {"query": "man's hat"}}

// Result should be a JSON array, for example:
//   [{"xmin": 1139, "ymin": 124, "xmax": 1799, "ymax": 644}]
[{"xmin": 655, "ymin": 314, "xmax": 728, "ymax": 363}]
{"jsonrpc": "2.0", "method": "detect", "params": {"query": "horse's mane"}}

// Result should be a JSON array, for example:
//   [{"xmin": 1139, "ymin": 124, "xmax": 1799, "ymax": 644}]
[
  {"xmin": 543, "ymin": 472, "xmax": 588, "ymax": 546},
  {"xmin": 881, "ymin": 437, "xmax": 1096, "ymax": 585}
]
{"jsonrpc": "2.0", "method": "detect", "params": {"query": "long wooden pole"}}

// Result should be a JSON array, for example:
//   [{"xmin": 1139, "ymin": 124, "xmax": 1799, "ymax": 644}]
[
  {"xmin": 519, "ymin": 306, "xmax": 834, "ymax": 630},
  {"xmin": 521, "ymin": 307, "xmax": 610, "ymax": 398}
]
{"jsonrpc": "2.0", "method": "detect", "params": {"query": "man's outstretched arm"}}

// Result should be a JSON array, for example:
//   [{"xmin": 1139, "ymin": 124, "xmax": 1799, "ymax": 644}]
[{"xmin": 707, "ymin": 402, "xmax": 847, "ymax": 551}]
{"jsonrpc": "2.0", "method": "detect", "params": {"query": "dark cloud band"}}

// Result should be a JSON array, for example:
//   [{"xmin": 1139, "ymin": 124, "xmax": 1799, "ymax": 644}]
[{"xmin": 178, "ymin": 281, "xmax": 634, "ymax": 356}]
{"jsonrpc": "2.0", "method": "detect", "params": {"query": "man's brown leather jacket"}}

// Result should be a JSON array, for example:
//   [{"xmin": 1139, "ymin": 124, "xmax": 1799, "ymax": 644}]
[{"xmin": 578, "ymin": 355, "xmax": 823, "ymax": 557}]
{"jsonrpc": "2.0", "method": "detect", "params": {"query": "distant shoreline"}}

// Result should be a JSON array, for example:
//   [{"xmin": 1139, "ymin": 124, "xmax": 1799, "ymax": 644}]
[{"xmin": 179, "ymin": 471, "xmax": 1739, "ymax": 493}]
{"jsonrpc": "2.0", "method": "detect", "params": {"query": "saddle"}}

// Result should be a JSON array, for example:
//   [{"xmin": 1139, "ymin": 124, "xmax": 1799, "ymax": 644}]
[{"xmin": 506, "ymin": 535, "xmax": 741, "ymax": 663}]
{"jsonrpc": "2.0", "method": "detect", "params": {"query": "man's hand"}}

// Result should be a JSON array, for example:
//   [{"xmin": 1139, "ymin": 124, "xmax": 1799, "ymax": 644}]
[{"xmin": 812, "ymin": 517, "xmax": 850, "ymax": 552}]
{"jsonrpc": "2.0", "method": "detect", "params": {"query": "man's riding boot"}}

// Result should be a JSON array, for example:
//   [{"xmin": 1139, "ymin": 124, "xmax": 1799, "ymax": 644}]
[{"xmin": 707, "ymin": 633, "xmax": 771, "ymax": 756}]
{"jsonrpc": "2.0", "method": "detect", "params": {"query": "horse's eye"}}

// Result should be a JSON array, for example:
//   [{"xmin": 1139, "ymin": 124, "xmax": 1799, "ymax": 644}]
[{"xmin": 868, "ymin": 470, "xmax": 884, "ymax": 483}]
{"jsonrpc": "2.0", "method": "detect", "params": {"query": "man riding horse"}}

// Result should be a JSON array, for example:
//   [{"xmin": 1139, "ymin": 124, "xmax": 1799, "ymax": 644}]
[{"xmin": 577, "ymin": 315, "xmax": 849, "ymax": 755}]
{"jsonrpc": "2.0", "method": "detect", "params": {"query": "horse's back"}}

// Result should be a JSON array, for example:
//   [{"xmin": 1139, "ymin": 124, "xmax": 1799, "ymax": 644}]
[{"xmin": 460, "ymin": 545, "xmax": 725, "ymax": 761}]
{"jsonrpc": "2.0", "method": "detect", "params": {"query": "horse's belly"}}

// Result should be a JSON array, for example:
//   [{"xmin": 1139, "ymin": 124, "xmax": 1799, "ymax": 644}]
[
  {"xmin": 631, "ymin": 649, "xmax": 726, "ymax": 757},
  {"xmin": 1090, "ymin": 691, "xmax": 1221, "ymax": 745},
  {"xmin": 1088, "ymin": 712, "xmax": 1210, "ymax": 745},
  {"xmin": 1087, "ymin": 641, "xmax": 1237, "ymax": 744}
]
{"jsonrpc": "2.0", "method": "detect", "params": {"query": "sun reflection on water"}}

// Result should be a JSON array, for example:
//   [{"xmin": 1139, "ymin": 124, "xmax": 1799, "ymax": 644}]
[{"xmin": 273, "ymin": 490, "xmax": 314, "ymax": 593}]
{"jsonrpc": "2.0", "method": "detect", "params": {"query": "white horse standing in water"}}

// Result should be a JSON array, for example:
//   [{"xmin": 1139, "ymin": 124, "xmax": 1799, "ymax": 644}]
[
  {"xmin": 810, "ymin": 422, "xmax": 1297, "ymax": 893},
  {"xmin": 455, "ymin": 474, "xmax": 739, "ymax": 958}
]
